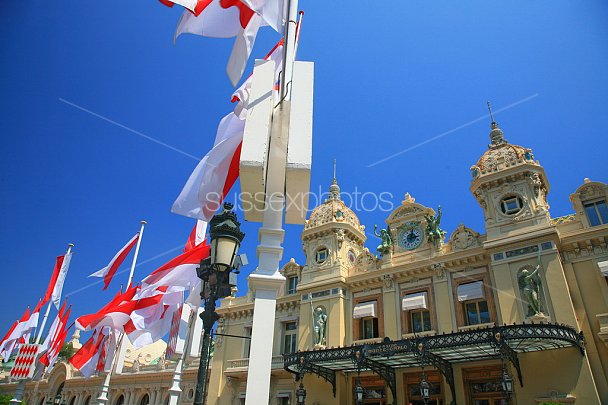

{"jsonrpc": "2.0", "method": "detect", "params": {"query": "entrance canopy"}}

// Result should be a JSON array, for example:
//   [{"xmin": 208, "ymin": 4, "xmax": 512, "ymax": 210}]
[{"xmin": 283, "ymin": 322, "xmax": 584, "ymax": 401}]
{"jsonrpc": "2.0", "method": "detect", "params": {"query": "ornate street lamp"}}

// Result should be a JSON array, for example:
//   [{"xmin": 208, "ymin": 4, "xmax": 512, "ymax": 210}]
[
  {"xmin": 419, "ymin": 372, "xmax": 430, "ymax": 405},
  {"xmin": 296, "ymin": 382, "xmax": 307, "ymax": 405},
  {"xmin": 501, "ymin": 367, "xmax": 514, "ymax": 397},
  {"xmin": 354, "ymin": 379, "xmax": 365, "ymax": 405},
  {"xmin": 193, "ymin": 202, "xmax": 245, "ymax": 405}
]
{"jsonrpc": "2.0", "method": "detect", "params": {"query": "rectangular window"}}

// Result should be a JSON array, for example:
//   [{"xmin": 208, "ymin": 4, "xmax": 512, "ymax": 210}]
[
  {"xmin": 360, "ymin": 317, "xmax": 379, "ymax": 339},
  {"xmin": 585, "ymin": 200, "xmax": 608, "ymax": 226},
  {"xmin": 464, "ymin": 300, "xmax": 490, "ymax": 326},
  {"xmin": 410, "ymin": 310, "xmax": 432, "ymax": 333},
  {"xmin": 287, "ymin": 276, "xmax": 298, "ymax": 294},
  {"xmin": 283, "ymin": 322, "xmax": 297, "ymax": 354},
  {"xmin": 277, "ymin": 397, "xmax": 290, "ymax": 405},
  {"xmin": 456, "ymin": 278, "xmax": 494, "ymax": 327},
  {"xmin": 243, "ymin": 327, "xmax": 252, "ymax": 358},
  {"xmin": 402, "ymin": 291, "xmax": 433, "ymax": 334},
  {"xmin": 353, "ymin": 296, "xmax": 383, "ymax": 340}
]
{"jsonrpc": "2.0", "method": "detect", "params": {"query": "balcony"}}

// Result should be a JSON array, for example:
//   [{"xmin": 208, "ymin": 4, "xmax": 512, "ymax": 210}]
[{"xmin": 224, "ymin": 355, "xmax": 288, "ymax": 377}]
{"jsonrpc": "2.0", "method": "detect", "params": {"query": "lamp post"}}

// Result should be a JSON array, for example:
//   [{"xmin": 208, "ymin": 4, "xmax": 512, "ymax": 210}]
[
  {"xmin": 419, "ymin": 371, "xmax": 430, "ymax": 405},
  {"xmin": 354, "ymin": 379, "xmax": 365, "ymax": 405},
  {"xmin": 193, "ymin": 202, "xmax": 245, "ymax": 405},
  {"xmin": 296, "ymin": 382, "xmax": 306, "ymax": 405},
  {"xmin": 501, "ymin": 366, "xmax": 514, "ymax": 399}
]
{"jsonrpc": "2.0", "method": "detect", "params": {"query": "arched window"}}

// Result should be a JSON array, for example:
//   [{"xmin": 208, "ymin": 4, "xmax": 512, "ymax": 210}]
[
  {"xmin": 84, "ymin": 396, "xmax": 91, "ymax": 405},
  {"xmin": 115, "ymin": 395, "xmax": 125, "ymax": 405},
  {"xmin": 139, "ymin": 394, "xmax": 150, "ymax": 405},
  {"xmin": 69, "ymin": 397, "xmax": 76, "ymax": 405}
]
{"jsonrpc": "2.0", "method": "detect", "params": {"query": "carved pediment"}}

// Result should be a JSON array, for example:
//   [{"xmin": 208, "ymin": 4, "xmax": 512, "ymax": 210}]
[
  {"xmin": 354, "ymin": 249, "xmax": 379, "ymax": 273},
  {"xmin": 449, "ymin": 224, "xmax": 481, "ymax": 250},
  {"xmin": 386, "ymin": 193, "xmax": 434, "ymax": 225},
  {"xmin": 281, "ymin": 258, "xmax": 302, "ymax": 277}
]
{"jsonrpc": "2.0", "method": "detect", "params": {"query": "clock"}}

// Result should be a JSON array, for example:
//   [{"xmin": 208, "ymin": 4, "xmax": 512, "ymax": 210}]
[{"xmin": 398, "ymin": 222, "xmax": 424, "ymax": 250}]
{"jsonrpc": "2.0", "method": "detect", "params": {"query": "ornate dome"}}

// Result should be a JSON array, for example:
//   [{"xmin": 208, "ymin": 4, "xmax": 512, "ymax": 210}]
[
  {"xmin": 470, "ymin": 121, "xmax": 537, "ymax": 178},
  {"xmin": 305, "ymin": 178, "xmax": 362, "ymax": 231}
]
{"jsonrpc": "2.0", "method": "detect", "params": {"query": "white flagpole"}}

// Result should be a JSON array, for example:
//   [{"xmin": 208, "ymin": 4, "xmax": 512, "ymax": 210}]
[
  {"xmin": 35, "ymin": 243, "xmax": 74, "ymax": 344},
  {"xmin": 127, "ymin": 220, "xmax": 147, "ymax": 286},
  {"xmin": 279, "ymin": 0, "xmax": 299, "ymax": 104},
  {"xmin": 98, "ymin": 221, "xmax": 146, "ymax": 405},
  {"xmin": 168, "ymin": 307, "xmax": 197, "ymax": 405},
  {"xmin": 245, "ymin": 0, "xmax": 299, "ymax": 403}
]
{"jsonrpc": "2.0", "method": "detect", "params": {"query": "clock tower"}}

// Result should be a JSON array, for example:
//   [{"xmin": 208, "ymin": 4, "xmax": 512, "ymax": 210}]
[{"xmin": 384, "ymin": 193, "xmax": 444, "ymax": 261}]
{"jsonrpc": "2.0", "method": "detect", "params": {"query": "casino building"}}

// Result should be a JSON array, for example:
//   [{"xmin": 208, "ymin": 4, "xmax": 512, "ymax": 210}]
[
  {"xmin": 207, "ymin": 120, "xmax": 608, "ymax": 404},
  {"xmin": 1, "ymin": 120, "xmax": 608, "ymax": 405}
]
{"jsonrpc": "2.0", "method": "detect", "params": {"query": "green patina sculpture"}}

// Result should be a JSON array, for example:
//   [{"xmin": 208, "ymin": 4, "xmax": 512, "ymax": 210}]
[
  {"xmin": 518, "ymin": 256, "xmax": 544, "ymax": 316},
  {"xmin": 424, "ymin": 206, "xmax": 447, "ymax": 248},
  {"xmin": 374, "ymin": 224, "xmax": 393, "ymax": 257}
]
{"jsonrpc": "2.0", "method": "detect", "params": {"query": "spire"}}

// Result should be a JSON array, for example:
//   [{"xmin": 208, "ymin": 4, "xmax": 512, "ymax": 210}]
[
  {"xmin": 328, "ymin": 159, "xmax": 341, "ymax": 200},
  {"xmin": 486, "ymin": 101, "xmax": 507, "ymax": 148}
]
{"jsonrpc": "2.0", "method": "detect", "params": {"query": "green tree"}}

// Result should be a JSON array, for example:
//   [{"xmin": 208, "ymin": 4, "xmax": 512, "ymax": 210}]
[
  {"xmin": 58, "ymin": 342, "xmax": 74, "ymax": 361},
  {"xmin": 0, "ymin": 394, "xmax": 14, "ymax": 405}
]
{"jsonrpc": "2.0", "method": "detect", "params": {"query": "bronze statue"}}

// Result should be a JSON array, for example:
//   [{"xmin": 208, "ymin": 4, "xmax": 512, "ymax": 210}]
[
  {"xmin": 518, "ymin": 256, "xmax": 544, "ymax": 316},
  {"xmin": 373, "ymin": 224, "xmax": 393, "ymax": 257},
  {"xmin": 424, "ymin": 206, "xmax": 447, "ymax": 247},
  {"xmin": 313, "ymin": 306, "xmax": 328, "ymax": 346}
]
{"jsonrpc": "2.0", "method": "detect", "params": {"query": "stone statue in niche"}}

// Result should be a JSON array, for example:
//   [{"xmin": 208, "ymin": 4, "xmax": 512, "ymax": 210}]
[
  {"xmin": 313, "ymin": 306, "xmax": 328, "ymax": 346},
  {"xmin": 373, "ymin": 225, "xmax": 393, "ymax": 258},
  {"xmin": 518, "ymin": 257, "xmax": 545, "ymax": 317}
]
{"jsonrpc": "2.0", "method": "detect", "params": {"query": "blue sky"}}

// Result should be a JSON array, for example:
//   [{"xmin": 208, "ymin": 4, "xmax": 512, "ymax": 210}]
[{"xmin": 0, "ymin": 1, "xmax": 607, "ymax": 339}]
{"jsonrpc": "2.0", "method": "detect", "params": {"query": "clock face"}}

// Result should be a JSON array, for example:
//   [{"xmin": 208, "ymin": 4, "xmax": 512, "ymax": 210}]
[{"xmin": 399, "ymin": 222, "xmax": 424, "ymax": 250}]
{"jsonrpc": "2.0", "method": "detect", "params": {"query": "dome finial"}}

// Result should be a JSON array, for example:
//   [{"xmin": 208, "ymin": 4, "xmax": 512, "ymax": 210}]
[
  {"xmin": 486, "ymin": 101, "xmax": 507, "ymax": 147},
  {"xmin": 487, "ymin": 101, "xmax": 496, "ymax": 126},
  {"xmin": 328, "ymin": 159, "xmax": 341, "ymax": 200}
]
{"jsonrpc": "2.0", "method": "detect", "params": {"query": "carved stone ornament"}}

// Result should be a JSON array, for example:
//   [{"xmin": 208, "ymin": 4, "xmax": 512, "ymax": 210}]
[
  {"xmin": 579, "ymin": 183, "xmax": 605, "ymax": 200},
  {"xmin": 354, "ymin": 248, "xmax": 379, "ymax": 272},
  {"xmin": 335, "ymin": 228, "xmax": 345, "ymax": 249},
  {"xmin": 449, "ymin": 224, "xmax": 480, "ymax": 250},
  {"xmin": 383, "ymin": 274, "xmax": 394, "ymax": 289},
  {"xmin": 432, "ymin": 263, "xmax": 446, "ymax": 279}
]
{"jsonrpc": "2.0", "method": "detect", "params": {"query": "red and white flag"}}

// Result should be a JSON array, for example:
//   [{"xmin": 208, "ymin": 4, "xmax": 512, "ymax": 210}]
[
  {"xmin": 18, "ymin": 300, "xmax": 42, "ymax": 345},
  {"xmin": 41, "ymin": 256, "xmax": 65, "ymax": 306},
  {"xmin": 141, "ymin": 242, "xmax": 210, "ymax": 291},
  {"xmin": 39, "ymin": 306, "xmax": 71, "ymax": 369},
  {"xmin": 0, "ymin": 308, "xmax": 31, "ymax": 362},
  {"xmin": 165, "ymin": 303, "xmax": 184, "ymax": 359},
  {"xmin": 184, "ymin": 220, "xmax": 208, "ymax": 252},
  {"xmin": 0, "ymin": 321, "xmax": 18, "ymax": 363},
  {"xmin": 38, "ymin": 304, "xmax": 64, "ymax": 361},
  {"xmin": 171, "ymin": 40, "xmax": 283, "ymax": 222},
  {"xmin": 51, "ymin": 252, "xmax": 73, "ymax": 309},
  {"xmin": 125, "ymin": 287, "xmax": 184, "ymax": 349},
  {"xmin": 241, "ymin": 0, "xmax": 284, "ymax": 33},
  {"xmin": 75, "ymin": 286, "xmax": 139, "ymax": 332},
  {"xmin": 158, "ymin": 0, "xmax": 207, "ymax": 16},
  {"xmin": 69, "ymin": 330, "xmax": 105, "ymax": 378},
  {"xmin": 173, "ymin": 0, "xmax": 265, "ymax": 85},
  {"xmin": 89, "ymin": 233, "xmax": 140, "ymax": 290},
  {"xmin": 171, "ymin": 113, "xmax": 243, "ymax": 221}
]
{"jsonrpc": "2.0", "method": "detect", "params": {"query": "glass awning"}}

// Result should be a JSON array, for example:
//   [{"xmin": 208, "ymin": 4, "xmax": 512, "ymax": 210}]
[{"xmin": 283, "ymin": 322, "xmax": 585, "ymax": 401}]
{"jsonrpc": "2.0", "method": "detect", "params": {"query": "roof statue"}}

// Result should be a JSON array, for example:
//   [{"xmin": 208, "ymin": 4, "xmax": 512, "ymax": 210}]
[
  {"xmin": 373, "ymin": 224, "xmax": 393, "ymax": 258},
  {"xmin": 424, "ymin": 205, "xmax": 446, "ymax": 248}
]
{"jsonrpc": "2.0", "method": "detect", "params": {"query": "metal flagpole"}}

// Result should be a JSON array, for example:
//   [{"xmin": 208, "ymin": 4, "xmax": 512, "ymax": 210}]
[
  {"xmin": 244, "ymin": 0, "xmax": 300, "ymax": 403},
  {"xmin": 35, "ymin": 243, "xmax": 74, "ymax": 345},
  {"xmin": 168, "ymin": 307, "xmax": 197, "ymax": 405},
  {"xmin": 98, "ymin": 221, "xmax": 146, "ymax": 405}
]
